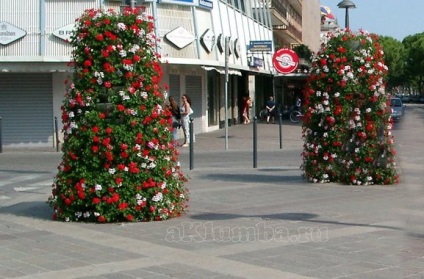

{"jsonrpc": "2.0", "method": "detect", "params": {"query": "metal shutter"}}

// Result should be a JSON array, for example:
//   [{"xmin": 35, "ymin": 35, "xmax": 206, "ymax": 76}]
[
  {"xmin": 169, "ymin": 74, "xmax": 181, "ymax": 98},
  {"xmin": 186, "ymin": 75, "xmax": 202, "ymax": 135},
  {"xmin": 0, "ymin": 73, "xmax": 53, "ymax": 147}
]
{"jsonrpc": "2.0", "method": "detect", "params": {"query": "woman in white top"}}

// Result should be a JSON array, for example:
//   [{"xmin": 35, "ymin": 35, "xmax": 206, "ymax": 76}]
[{"xmin": 180, "ymin": 94, "xmax": 194, "ymax": 146}]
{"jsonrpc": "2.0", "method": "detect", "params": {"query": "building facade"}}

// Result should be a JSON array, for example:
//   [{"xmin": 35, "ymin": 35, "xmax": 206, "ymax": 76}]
[{"xmin": 0, "ymin": 0, "xmax": 320, "ymax": 148}]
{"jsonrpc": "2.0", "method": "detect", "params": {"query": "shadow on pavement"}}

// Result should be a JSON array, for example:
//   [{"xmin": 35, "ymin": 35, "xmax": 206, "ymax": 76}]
[
  {"xmin": 200, "ymin": 172, "xmax": 305, "ymax": 184},
  {"xmin": 189, "ymin": 212, "xmax": 403, "ymax": 231},
  {"xmin": 190, "ymin": 212, "xmax": 318, "ymax": 221},
  {"xmin": 0, "ymin": 201, "xmax": 52, "ymax": 220}
]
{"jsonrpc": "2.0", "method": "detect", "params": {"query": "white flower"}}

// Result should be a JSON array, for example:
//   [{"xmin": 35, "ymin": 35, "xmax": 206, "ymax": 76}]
[
  {"xmin": 83, "ymin": 212, "xmax": 90, "ymax": 218},
  {"xmin": 108, "ymin": 168, "xmax": 116, "ymax": 174},
  {"xmin": 129, "ymin": 44, "xmax": 140, "ymax": 53},
  {"xmin": 117, "ymin": 22, "xmax": 127, "ymax": 31},
  {"xmin": 152, "ymin": 192, "xmax": 163, "ymax": 202},
  {"xmin": 70, "ymin": 122, "xmax": 78, "ymax": 129},
  {"xmin": 95, "ymin": 184, "xmax": 102, "ymax": 191},
  {"xmin": 148, "ymin": 162, "xmax": 157, "ymax": 169}
]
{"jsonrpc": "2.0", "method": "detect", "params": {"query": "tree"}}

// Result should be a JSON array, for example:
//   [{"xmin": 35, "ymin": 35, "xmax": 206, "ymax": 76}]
[
  {"xmin": 293, "ymin": 44, "xmax": 313, "ymax": 62},
  {"xmin": 47, "ymin": 8, "xmax": 188, "ymax": 222},
  {"xmin": 403, "ymin": 32, "xmax": 424, "ymax": 94},
  {"xmin": 378, "ymin": 36, "xmax": 407, "ymax": 91}
]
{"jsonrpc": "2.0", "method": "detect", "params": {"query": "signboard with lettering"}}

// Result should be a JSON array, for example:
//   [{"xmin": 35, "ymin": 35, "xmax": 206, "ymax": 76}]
[
  {"xmin": 165, "ymin": 26, "xmax": 195, "ymax": 49},
  {"xmin": 200, "ymin": 29, "xmax": 215, "ymax": 53},
  {"xmin": 272, "ymin": 48, "xmax": 299, "ymax": 74},
  {"xmin": 0, "ymin": 22, "xmax": 26, "ymax": 46},
  {"xmin": 53, "ymin": 24, "xmax": 75, "ymax": 42},
  {"xmin": 198, "ymin": 0, "xmax": 213, "ymax": 9},
  {"xmin": 249, "ymin": 40, "xmax": 272, "ymax": 52},
  {"xmin": 159, "ymin": 0, "xmax": 195, "ymax": 6}
]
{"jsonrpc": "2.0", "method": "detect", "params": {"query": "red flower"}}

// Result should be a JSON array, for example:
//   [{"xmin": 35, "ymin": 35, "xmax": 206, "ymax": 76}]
[
  {"xmin": 83, "ymin": 60, "xmax": 92, "ymax": 67},
  {"xmin": 118, "ymin": 202, "xmax": 128, "ymax": 210},
  {"xmin": 102, "ymin": 137, "xmax": 111, "ymax": 146},
  {"xmin": 112, "ymin": 193, "xmax": 120, "ymax": 202},
  {"xmin": 105, "ymin": 127, "xmax": 113, "ymax": 134},
  {"xmin": 115, "ymin": 177, "xmax": 123, "ymax": 186},
  {"xmin": 93, "ymin": 197, "xmax": 101, "ymax": 204},
  {"xmin": 95, "ymin": 34, "xmax": 104, "ymax": 41},
  {"xmin": 64, "ymin": 198, "xmax": 72, "ymax": 205},
  {"xmin": 101, "ymin": 50, "xmax": 109, "ymax": 58}
]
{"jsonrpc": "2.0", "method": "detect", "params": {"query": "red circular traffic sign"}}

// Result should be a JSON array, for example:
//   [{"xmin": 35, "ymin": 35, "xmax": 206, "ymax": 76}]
[{"xmin": 272, "ymin": 48, "xmax": 299, "ymax": 74}]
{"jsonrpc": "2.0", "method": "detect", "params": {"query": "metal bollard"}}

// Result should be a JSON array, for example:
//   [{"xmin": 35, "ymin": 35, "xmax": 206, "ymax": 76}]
[
  {"xmin": 279, "ymin": 113, "xmax": 283, "ymax": 149},
  {"xmin": 54, "ymin": 117, "xmax": 59, "ymax": 152},
  {"xmin": 189, "ymin": 118, "xmax": 194, "ymax": 170},
  {"xmin": 0, "ymin": 117, "xmax": 2, "ymax": 153},
  {"xmin": 253, "ymin": 116, "xmax": 257, "ymax": 168}
]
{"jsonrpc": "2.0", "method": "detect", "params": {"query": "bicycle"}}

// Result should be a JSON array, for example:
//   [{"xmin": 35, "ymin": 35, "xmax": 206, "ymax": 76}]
[
  {"xmin": 289, "ymin": 109, "xmax": 303, "ymax": 123},
  {"xmin": 258, "ymin": 109, "xmax": 268, "ymax": 122}
]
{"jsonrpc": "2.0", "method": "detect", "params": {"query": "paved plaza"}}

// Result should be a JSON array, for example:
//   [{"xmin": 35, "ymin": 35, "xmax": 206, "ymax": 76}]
[{"xmin": 0, "ymin": 109, "xmax": 423, "ymax": 279}]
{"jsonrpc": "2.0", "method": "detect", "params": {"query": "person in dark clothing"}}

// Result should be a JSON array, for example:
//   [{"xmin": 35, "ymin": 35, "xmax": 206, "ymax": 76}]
[
  {"xmin": 167, "ymin": 96, "xmax": 181, "ymax": 143},
  {"xmin": 266, "ymin": 96, "xmax": 276, "ymax": 124}
]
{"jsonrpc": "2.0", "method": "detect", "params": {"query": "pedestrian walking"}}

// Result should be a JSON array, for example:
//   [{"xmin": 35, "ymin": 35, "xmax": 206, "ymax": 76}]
[
  {"xmin": 242, "ymin": 96, "xmax": 252, "ymax": 124},
  {"xmin": 180, "ymin": 94, "xmax": 195, "ymax": 147},
  {"xmin": 166, "ymin": 96, "xmax": 181, "ymax": 144}
]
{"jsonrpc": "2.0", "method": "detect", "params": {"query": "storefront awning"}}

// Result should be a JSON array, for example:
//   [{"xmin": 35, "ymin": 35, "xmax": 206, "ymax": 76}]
[{"xmin": 201, "ymin": 66, "xmax": 242, "ymax": 76}]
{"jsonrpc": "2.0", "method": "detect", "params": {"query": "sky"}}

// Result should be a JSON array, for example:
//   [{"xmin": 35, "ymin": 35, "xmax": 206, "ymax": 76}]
[{"xmin": 322, "ymin": 0, "xmax": 424, "ymax": 41}]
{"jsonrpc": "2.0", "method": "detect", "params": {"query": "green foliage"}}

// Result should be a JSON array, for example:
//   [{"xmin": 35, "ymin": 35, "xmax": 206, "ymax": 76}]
[
  {"xmin": 48, "ymin": 8, "xmax": 188, "ymax": 222},
  {"xmin": 403, "ymin": 32, "xmax": 424, "ymax": 93},
  {"xmin": 379, "ymin": 36, "xmax": 407, "ymax": 89},
  {"xmin": 302, "ymin": 30, "xmax": 399, "ymax": 185},
  {"xmin": 293, "ymin": 44, "xmax": 313, "ymax": 62}
]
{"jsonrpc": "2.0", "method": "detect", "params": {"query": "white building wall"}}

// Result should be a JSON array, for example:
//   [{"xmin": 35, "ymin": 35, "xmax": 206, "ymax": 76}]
[{"xmin": 0, "ymin": 0, "xmax": 279, "ymax": 147}]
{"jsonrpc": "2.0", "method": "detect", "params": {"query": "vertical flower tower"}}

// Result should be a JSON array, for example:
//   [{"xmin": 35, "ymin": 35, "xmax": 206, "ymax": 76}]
[
  {"xmin": 48, "ymin": 8, "xmax": 188, "ymax": 222},
  {"xmin": 302, "ymin": 30, "xmax": 399, "ymax": 185}
]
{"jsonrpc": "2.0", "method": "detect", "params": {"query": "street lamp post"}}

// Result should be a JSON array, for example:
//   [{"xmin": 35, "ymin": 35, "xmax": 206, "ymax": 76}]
[{"xmin": 337, "ymin": 0, "xmax": 356, "ymax": 29}]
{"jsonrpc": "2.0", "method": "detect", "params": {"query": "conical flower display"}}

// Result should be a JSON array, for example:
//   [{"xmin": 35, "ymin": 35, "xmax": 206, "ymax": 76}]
[
  {"xmin": 301, "ymin": 30, "xmax": 399, "ymax": 185},
  {"xmin": 48, "ymin": 8, "xmax": 188, "ymax": 222}
]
